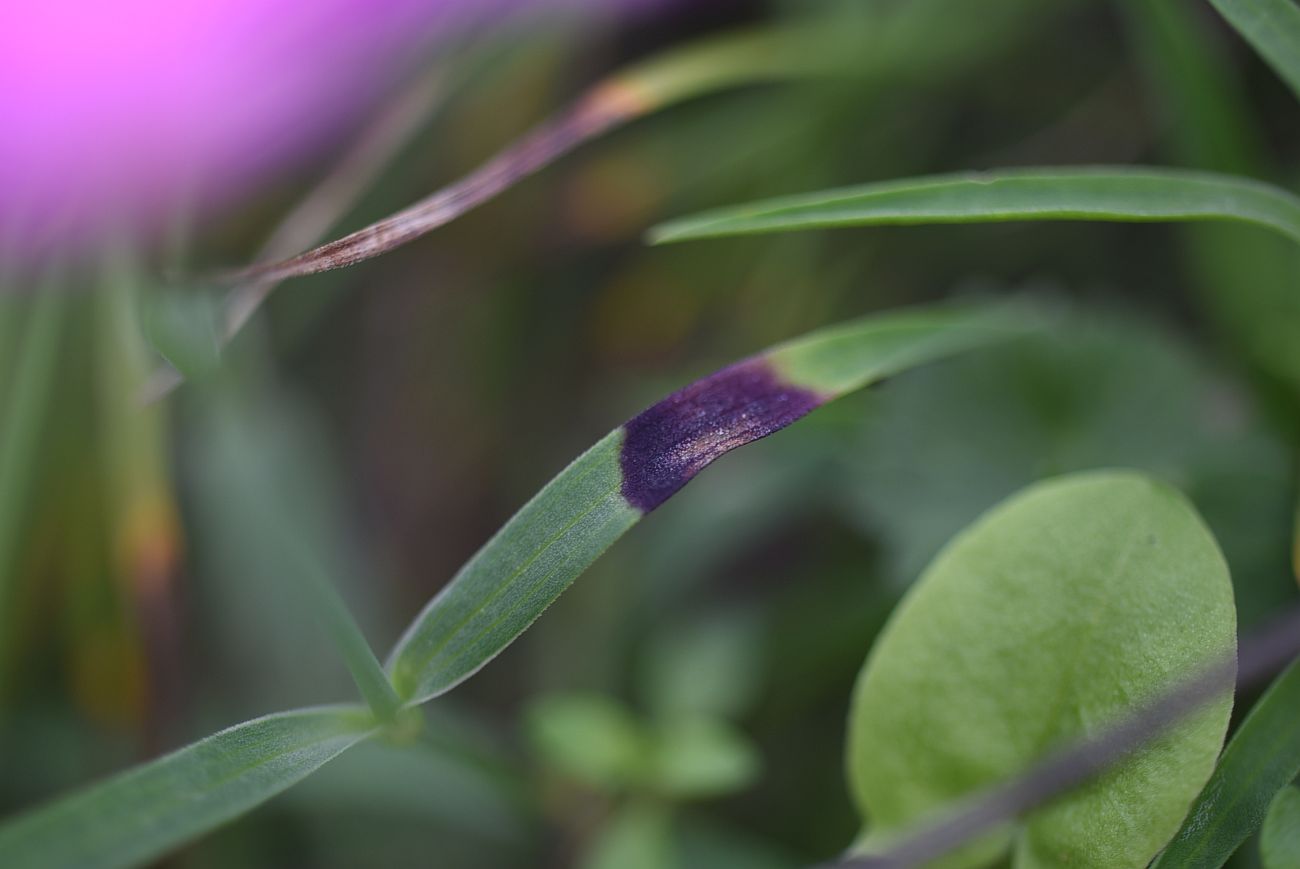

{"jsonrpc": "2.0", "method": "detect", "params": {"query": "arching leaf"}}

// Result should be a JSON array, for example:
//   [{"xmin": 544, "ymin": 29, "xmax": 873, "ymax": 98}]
[
  {"xmin": 386, "ymin": 304, "xmax": 1028, "ymax": 705},
  {"xmin": 650, "ymin": 168, "xmax": 1300, "ymax": 247}
]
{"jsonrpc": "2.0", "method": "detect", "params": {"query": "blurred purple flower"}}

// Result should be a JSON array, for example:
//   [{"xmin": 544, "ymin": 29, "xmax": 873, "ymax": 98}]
[{"xmin": 0, "ymin": 0, "xmax": 646, "ymax": 258}]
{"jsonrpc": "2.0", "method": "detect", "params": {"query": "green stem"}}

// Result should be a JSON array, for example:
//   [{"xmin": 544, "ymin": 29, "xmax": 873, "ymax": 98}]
[
  {"xmin": 299, "ymin": 560, "xmax": 404, "ymax": 724},
  {"xmin": 611, "ymin": 23, "xmax": 839, "ymax": 111},
  {"xmin": 199, "ymin": 371, "xmax": 405, "ymax": 725},
  {"xmin": 0, "ymin": 288, "xmax": 66, "ymax": 691}
]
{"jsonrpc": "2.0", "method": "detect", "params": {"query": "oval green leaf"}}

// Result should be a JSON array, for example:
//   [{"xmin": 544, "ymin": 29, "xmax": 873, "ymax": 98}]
[
  {"xmin": 848, "ymin": 471, "xmax": 1237, "ymax": 868},
  {"xmin": 529, "ymin": 694, "xmax": 650, "ymax": 791},
  {"xmin": 649, "ymin": 167, "xmax": 1300, "ymax": 247},
  {"xmin": 648, "ymin": 716, "xmax": 759, "ymax": 799},
  {"xmin": 0, "ymin": 706, "xmax": 376, "ymax": 869},
  {"xmin": 1263, "ymin": 785, "xmax": 1300, "ymax": 869},
  {"xmin": 1153, "ymin": 658, "xmax": 1300, "ymax": 868}
]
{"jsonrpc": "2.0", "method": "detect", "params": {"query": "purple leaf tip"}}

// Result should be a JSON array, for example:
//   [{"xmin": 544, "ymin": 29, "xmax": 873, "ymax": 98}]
[{"xmin": 619, "ymin": 358, "xmax": 824, "ymax": 512}]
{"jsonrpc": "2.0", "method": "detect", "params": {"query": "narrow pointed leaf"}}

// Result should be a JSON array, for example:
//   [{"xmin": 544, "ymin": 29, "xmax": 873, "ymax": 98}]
[
  {"xmin": 0, "ymin": 706, "xmax": 376, "ymax": 869},
  {"xmin": 386, "ymin": 304, "xmax": 1028, "ymax": 706},
  {"xmin": 193, "ymin": 393, "xmax": 402, "ymax": 721},
  {"xmin": 649, "ymin": 167, "xmax": 1300, "ymax": 246},
  {"xmin": 221, "ymin": 23, "xmax": 850, "ymax": 288},
  {"xmin": 1207, "ymin": 0, "xmax": 1300, "ymax": 104},
  {"xmin": 1151, "ymin": 658, "xmax": 1300, "ymax": 868}
]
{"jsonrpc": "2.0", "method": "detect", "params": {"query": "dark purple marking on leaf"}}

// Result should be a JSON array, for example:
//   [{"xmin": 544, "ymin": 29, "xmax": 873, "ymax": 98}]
[{"xmin": 619, "ymin": 358, "xmax": 825, "ymax": 513}]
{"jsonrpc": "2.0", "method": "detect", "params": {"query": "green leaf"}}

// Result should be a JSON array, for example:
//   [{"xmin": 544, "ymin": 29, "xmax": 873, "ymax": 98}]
[
  {"xmin": 848, "ymin": 472, "xmax": 1237, "ymax": 868},
  {"xmin": 220, "ymin": 18, "xmax": 862, "ymax": 288},
  {"xmin": 1123, "ymin": 0, "xmax": 1300, "ymax": 393},
  {"xmin": 528, "ymin": 694, "xmax": 649, "ymax": 791},
  {"xmin": 192, "ymin": 389, "xmax": 402, "ymax": 721},
  {"xmin": 389, "ymin": 430, "xmax": 639, "ymax": 704},
  {"xmin": 837, "ymin": 305, "xmax": 1295, "ymax": 628},
  {"xmin": 0, "ymin": 706, "xmax": 376, "ymax": 869},
  {"xmin": 1207, "ymin": 0, "xmax": 1300, "ymax": 104},
  {"xmin": 649, "ymin": 716, "xmax": 760, "ymax": 799},
  {"xmin": 1263, "ymin": 785, "xmax": 1300, "ymax": 869},
  {"xmin": 143, "ymin": 290, "xmax": 222, "ymax": 381},
  {"xmin": 528, "ymin": 694, "xmax": 758, "ymax": 799},
  {"xmin": 582, "ymin": 803, "xmax": 675, "ymax": 869},
  {"xmin": 1152, "ymin": 659, "xmax": 1300, "ymax": 868},
  {"xmin": 1123, "ymin": 0, "xmax": 1265, "ymax": 174},
  {"xmin": 385, "ymin": 304, "xmax": 1028, "ymax": 706},
  {"xmin": 649, "ymin": 167, "xmax": 1300, "ymax": 246}
]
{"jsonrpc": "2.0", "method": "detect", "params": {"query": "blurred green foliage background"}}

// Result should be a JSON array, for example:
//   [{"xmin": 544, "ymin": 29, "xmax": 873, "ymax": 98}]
[{"xmin": 1, "ymin": 0, "xmax": 1298, "ymax": 866}]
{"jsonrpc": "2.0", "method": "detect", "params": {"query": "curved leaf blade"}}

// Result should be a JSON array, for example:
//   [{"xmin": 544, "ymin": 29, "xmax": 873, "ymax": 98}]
[
  {"xmin": 649, "ymin": 167, "xmax": 1300, "ymax": 246},
  {"xmin": 219, "ymin": 21, "xmax": 854, "ymax": 289},
  {"xmin": 0, "ymin": 706, "xmax": 376, "ymax": 869},
  {"xmin": 1152, "ymin": 658, "xmax": 1300, "ymax": 868},
  {"xmin": 848, "ymin": 471, "xmax": 1237, "ymax": 868},
  {"xmin": 1262, "ymin": 785, "xmax": 1300, "ymax": 869},
  {"xmin": 386, "ymin": 305, "xmax": 1029, "ymax": 706},
  {"xmin": 1207, "ymin": 0, "xmax": 1300, "ymax": 104}
]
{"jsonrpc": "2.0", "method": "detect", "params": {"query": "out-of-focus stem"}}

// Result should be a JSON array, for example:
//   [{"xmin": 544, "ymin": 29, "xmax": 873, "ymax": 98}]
[
  {"xmin": 139, "ymin": 64, "xmax": 447, "ymax": 404},
  {"xmin": 0, "ymin": 287, "xmax": 65, "ymax": 693},
  {"xmin": 1292, "ymin": 480, "xmax": 1299, "ymax": 585},
  {"xmin": 98, "ymin": 265, "xmax": 187, "ymax": 749},
  {"xmin": 216, "ymin": 23, "xmax": 841, "ymax": 288},
  {"xmin": 146, "ymin": 24, "xmax": 844, "ymax": 404},
  {"xmin": 296, "ymin": 553, "xmax": 404, "ymax": 724}
]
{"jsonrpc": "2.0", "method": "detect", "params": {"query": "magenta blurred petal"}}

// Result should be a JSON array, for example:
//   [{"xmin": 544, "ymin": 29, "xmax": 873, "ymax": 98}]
[{"xmin": 0, "ymin": 0, "xmax": 648, "ymax": 259}]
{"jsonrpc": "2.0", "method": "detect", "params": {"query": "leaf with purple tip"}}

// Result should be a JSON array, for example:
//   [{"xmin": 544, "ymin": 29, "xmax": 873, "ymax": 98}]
[{"xmin": 386, "ymin": 304, "xmax": 1029, "ymax": 706}]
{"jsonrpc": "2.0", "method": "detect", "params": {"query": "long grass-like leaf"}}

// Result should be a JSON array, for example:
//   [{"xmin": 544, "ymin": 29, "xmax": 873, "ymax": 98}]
[
  {"xmin": 1149, "ymin": 658, "xmax": 1300, "ymax": 868},
  {"xmin": 0, "ymin": 706, "xmax": 377, "ymax": 869},
  {"xmin": 649, "ymin": 167, "xmax": 1300, "ymax": 245},
  {"xmin": 1123, "ymin": 0, "xmax": 1266, "ymax": 173},
  {"xmin": 139, "ymin": 64, "xmax": 448, "ymax": 404},
  {"xmin": 193, "ymin": 389, "xmax": 403, "ymax": 721},
  {"xmin": 386, "ymin": 304, "xmax": 1028, "ymax": 705},
  {"xmin": 218, "ymin": 24, "xmax": 845, "ymax": 287},
  {"xmin": 1207, "ymin": 0, "xmax": 1300, "ymax": 104},
  {"xmin": 0, "ymin": 307, "xmax": 1030, "ymax": 864}
]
